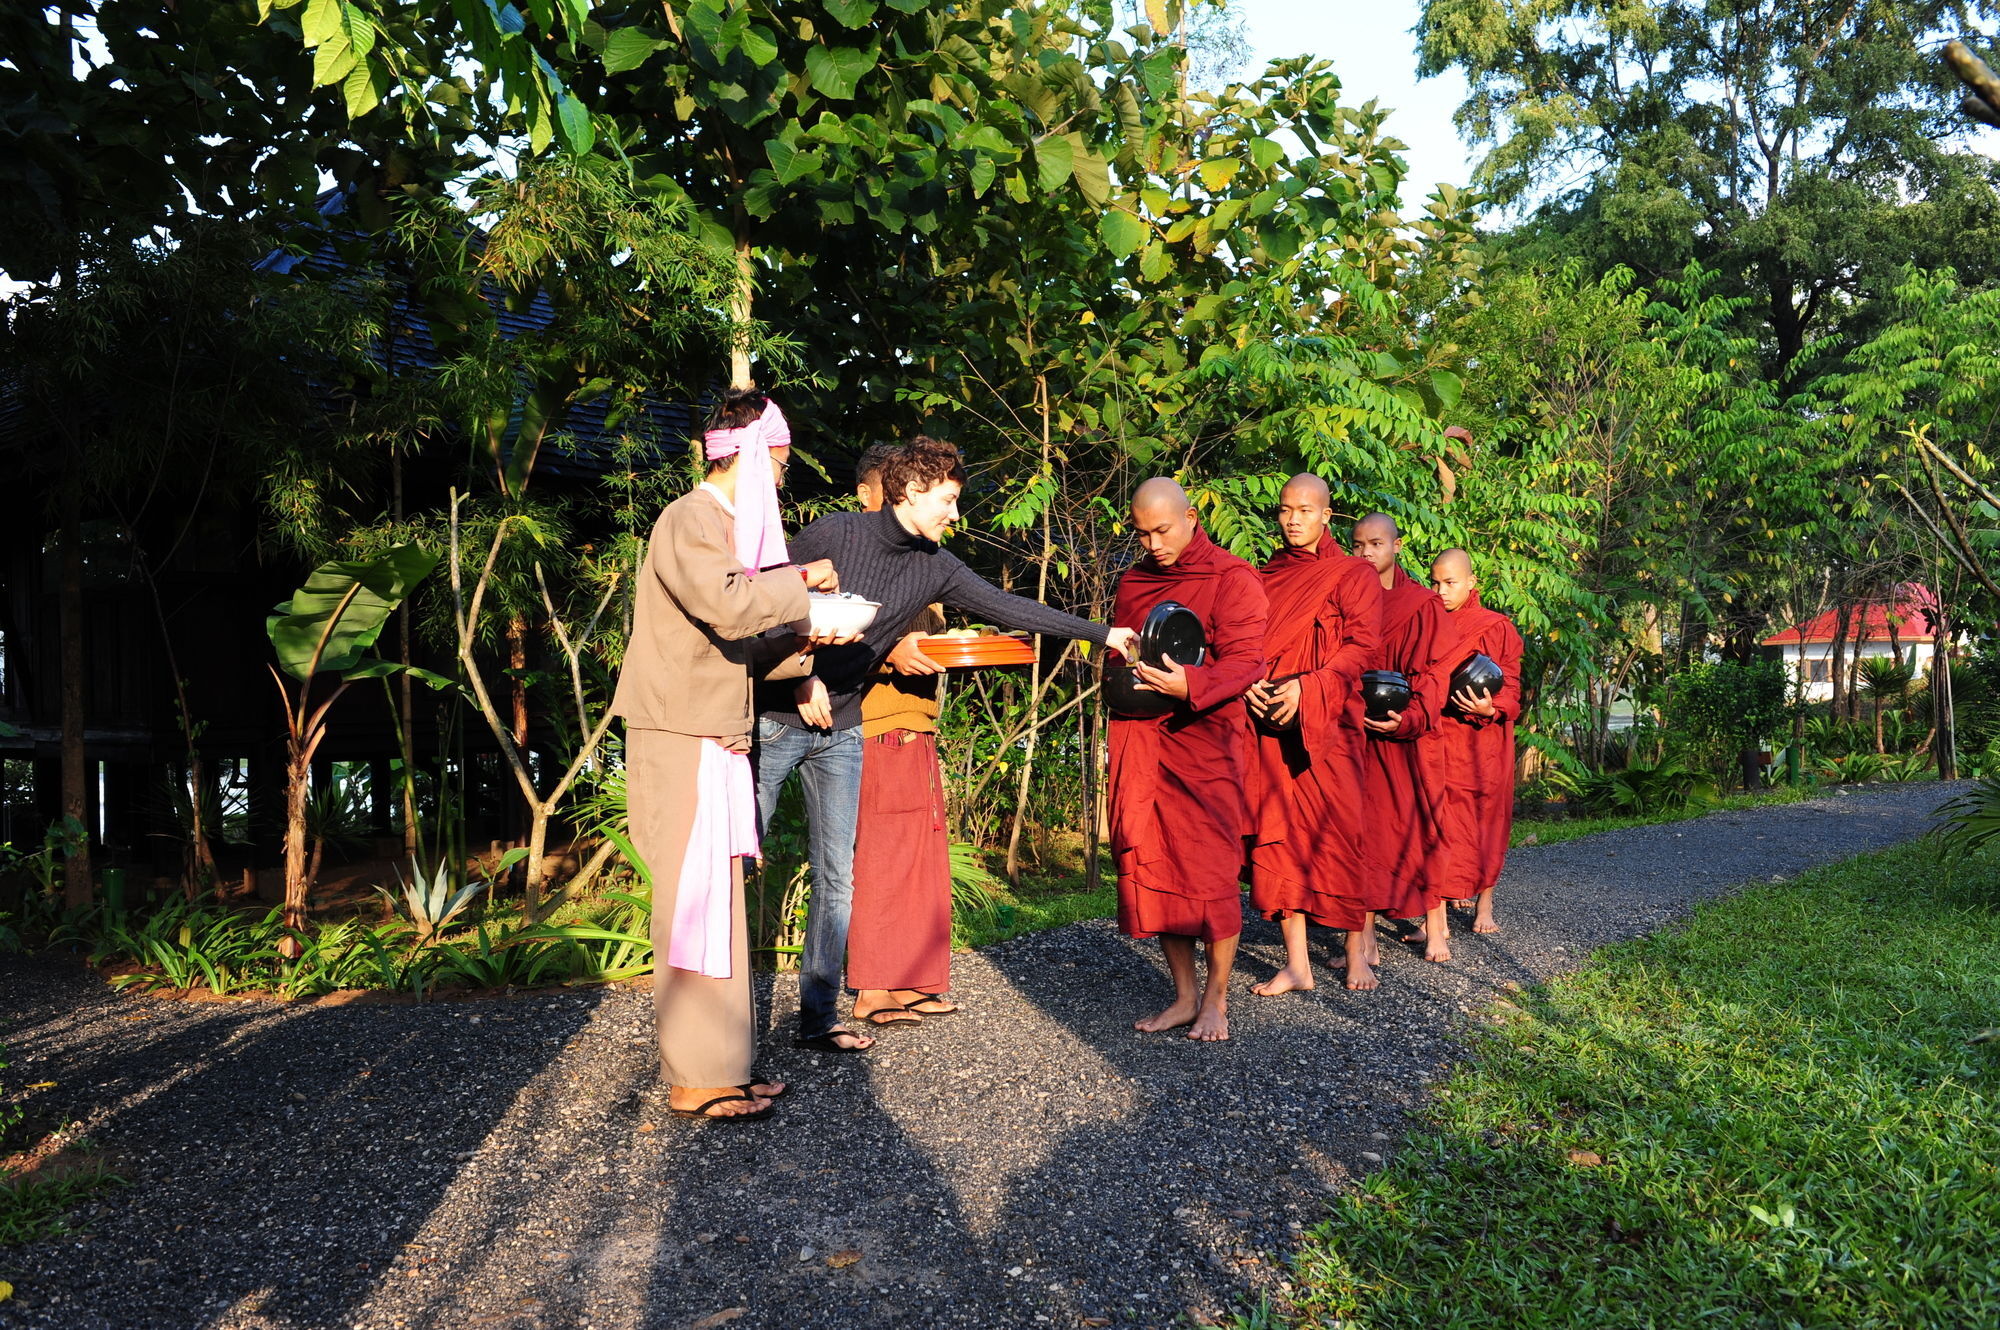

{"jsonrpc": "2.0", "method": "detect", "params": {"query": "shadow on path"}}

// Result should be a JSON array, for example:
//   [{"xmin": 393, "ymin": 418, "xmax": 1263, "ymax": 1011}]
[{"xmin": 0, "ymin": 783, "xmax": 1956, "ymax": 1329}]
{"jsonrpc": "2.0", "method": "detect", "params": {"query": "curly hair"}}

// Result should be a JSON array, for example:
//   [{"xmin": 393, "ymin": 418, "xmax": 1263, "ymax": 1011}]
[{"xmin": 877, "ymin": 435, "xmax": 968, "ymax": 505}]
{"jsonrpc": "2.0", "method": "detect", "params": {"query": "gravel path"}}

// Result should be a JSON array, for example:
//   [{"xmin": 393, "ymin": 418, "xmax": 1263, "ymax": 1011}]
[{"xmin": 0, "ymin": 782, "xmax": 1957, "ymax": 1330}]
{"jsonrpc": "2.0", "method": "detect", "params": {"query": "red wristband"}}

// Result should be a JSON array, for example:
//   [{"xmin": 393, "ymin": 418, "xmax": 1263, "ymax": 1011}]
[{"xmin": 796, "ymin": 565, "xmax": 809, "ymax": 583}]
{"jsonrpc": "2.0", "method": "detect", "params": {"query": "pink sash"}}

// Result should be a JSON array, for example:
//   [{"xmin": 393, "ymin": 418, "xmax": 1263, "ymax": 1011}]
[{"xmin": 666, "ymin": 740, "xmax": 760, "ymax": 978}]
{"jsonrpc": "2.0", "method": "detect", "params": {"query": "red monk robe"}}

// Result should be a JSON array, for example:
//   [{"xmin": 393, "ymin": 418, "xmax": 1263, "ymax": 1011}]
[
  {"xmin": 1109, "ymin": 526, "xmax": 1268, "ymax": 943},
  {"xmin": 1363, "ymin": 567, "xmax": 1451, "ymax": 918},
  {"xmin": 1417, "ymin": 589, "xmax": 1525, "ymax": 902},
  {"xmin": 1247, "ymin": 540, "xmax": 1381, "ymax": 931}
]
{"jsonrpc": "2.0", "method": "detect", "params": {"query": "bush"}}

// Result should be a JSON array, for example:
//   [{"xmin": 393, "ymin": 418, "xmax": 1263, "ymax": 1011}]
[
  {"xmin": 1561, "ymin": 760, "xmax": 1720, "ymax": 817},
  {"xmin": 1667, "ymin": 659, "xmax": 1793, "ymax": 786}
]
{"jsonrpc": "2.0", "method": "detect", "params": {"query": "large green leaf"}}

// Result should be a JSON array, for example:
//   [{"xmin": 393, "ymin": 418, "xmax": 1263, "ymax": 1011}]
[
  {"xmin": 266, "ymin": 545, "xmax": 440, "ymax": 681},
  {"xmin": 1100, "ymin": 209, "xmax": 1146, "ymax": 258},
  {"xmin": 601, "ymin": 28, "xmax": 663, "ymax": 75},
  {"xmin": 805, "ymin": 44, "xmax": 876, "ymax": 100}
]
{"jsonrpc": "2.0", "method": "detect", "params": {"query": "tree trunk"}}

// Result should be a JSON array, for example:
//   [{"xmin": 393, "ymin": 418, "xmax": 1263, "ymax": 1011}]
[
  {"xmin": 281, "ymin": 745, "xmax": 313, "ymax": 946},
  {"xmin": 395, "ymin": 452, "xmax": 419, "ymax": 861},
  {"xmin": 1827, "ymin": 602, "xmax": 1849, "ymax": 720},
  {"xmin": 1935, "ymin": 608, "xmax": 1958, "ymax": 780},
  {"xmin": 59, "ymin": 483, "xmax": 92, "ymax": 909},
  {"xmin": 728, "ymin": 228, "xmax": 754, "ymax": 390}
]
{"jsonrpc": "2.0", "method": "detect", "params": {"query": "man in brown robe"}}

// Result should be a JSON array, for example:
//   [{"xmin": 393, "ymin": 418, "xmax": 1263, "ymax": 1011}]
[
  {"xmin": 1245, "ymin": 475, "xmax": 1384, "ymax": 993},
  {"xmin": 1354, "ymin": 513, "xmax": 1455, "ymax": 961},
  {"xmin": 1419, "ymin": 548, "xmax": 1525, "ymax": 937},
  {"xmin": 610, "ymin": 402, "xmax": 843, "ymax": 1120},
  {"xmin": 1111, "ymin": 478, "xmax": 1268, "ymax": 1042}
]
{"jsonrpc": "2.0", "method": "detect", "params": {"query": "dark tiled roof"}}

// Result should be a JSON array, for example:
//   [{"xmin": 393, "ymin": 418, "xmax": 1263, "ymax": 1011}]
[{"xmin": 256, "ymin": 191, "xmax": 701, "ymax": 480}]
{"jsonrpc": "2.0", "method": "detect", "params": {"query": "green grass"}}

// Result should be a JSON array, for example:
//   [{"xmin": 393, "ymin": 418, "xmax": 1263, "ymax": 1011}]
[
  {"xmin": 1513, "ymin": 783, "xmax": 1817, "ymax": 848},
  {"xmin": 955, "ymin": 851, "xmax": 1117, "ymax": 949},
  {"xmin": 1272, "ymin": 837, "xmax": 2000, "ymax": 1329},
  {"xmin": 0, "ymin": 1162, "xmax": 121, "ymax": 1246}
]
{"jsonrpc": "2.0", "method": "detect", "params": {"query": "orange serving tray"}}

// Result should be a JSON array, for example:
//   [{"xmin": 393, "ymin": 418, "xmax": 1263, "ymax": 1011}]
[{"xmin": 918, "ymin": 634, "xmax": 1037, "ymax": 668}]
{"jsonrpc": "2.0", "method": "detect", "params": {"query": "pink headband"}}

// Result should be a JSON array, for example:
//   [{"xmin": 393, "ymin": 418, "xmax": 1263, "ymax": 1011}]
[
  {"xmin": 704, "ymin": 397, "xmax": 792, "ymax": 573},
  {"xmin": 704, "ymin": 397, "xmax": 792, "ymax": 459}
]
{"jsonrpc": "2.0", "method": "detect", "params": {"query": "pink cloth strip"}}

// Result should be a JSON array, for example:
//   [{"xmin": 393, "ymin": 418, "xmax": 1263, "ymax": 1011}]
[
  {"xmin": 703, "ymin": 398, "xmax": 792, "ymax": 572},
  {"xmin": 665, "ymin": 740, "xmax": 760, "ymax": 979}
]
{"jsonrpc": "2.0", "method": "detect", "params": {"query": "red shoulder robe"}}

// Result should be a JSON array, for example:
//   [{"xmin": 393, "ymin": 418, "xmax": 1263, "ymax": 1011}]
[
  {"xmin": 1108, "ymin": 526, "xmax": 1268, "ymax": 943},
  {"xmin": 1362, "ymin": 566, "xmax": 1450, "ymax": 916},
  {"xmin": 1246, "ymin": 537, "xmax": 1382, "ymax": 930},
  {"xmin": 1416, "ymin": 589, "xmax": 1525, "ymax": 900}
]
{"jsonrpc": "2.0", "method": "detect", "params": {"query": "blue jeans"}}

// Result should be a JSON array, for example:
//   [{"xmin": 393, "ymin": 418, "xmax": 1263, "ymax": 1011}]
[{"xmin": 752, "ymin": 718, "xmax": 863, "ymax": 1038}]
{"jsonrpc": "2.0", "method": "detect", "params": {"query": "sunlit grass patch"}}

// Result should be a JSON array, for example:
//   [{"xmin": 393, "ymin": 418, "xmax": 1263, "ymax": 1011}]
[{"xmin": 1273, "ymin": 838, "xmax": 2000, "ymax": 1329}]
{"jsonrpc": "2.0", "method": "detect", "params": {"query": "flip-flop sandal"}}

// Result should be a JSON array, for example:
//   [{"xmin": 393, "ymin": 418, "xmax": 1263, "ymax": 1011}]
[
  {"xmin": 739, "ymin": 1082, "xmax": 790, "ymax": 1101},
  {"xmin": 854, "ymin": 1005, "xmax": 923, "ymax": 1027},
  {"xmin": 793, "ymin": 1029, "xmax": 876, "ymax": 1053},
  {"xmin": 670, "ymin": 1092, "xmax": 776, "ymax": 1123},
  {"xmin": 902, "ymin": 993, "xmax": 960, "ymax": 1016}
]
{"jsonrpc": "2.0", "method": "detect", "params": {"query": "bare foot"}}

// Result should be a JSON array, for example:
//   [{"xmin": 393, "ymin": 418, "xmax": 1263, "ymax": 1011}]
[
  {"xmin": 1362, "ymin": 929, "xmax": 1382, "ymax": 967},
  {"xmin": 1252, "ymin": 966, "xmax": 1314, "ymax": 996},
  {"xmin": 1425, "ymin": 936, "xmax": 1453, "ymax": 963},
  {"xmin": 1345, "ymin": 959, "xmax": 1378, "ymax": 991},
  {"xmin": 1187, "ymin": 1003, "xmax": 1230, "ymax": 1041},
  {"xmin": 1472, "ymin": 914, "xmax": 1501, "ymax": 934},
  {"xmin": 744, "ymin": 1081, "xmax": 787, "ymax": 1099},
  {"xmin": 1136, "ymin": 997, "xmax": 1199, "ymax": 1032}
]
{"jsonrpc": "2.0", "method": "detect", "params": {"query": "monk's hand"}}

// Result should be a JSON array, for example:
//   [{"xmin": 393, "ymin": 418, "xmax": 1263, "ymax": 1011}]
[
  {"xmin": 1362, "ymin": 709, "xmax": 1403, "ymax": 734},
  {"xmin": 1244, "ymin": 679, "xmax": 1271, "ymax": 718},
  {"xmin": 1265, "ymin": 677, "xmax": 1303, "ymax": 727},
  {"xmin": 887, "ymin": 631, "xmax": 945, "ymax": 676},
  {"xmin": 796, "ymin": 676, "xmax": 834, "ymax": 728},
  {"xmin": 1105, "ymin": 626, "xmax": 1140, "ymax": 661},
  {"xmin": 1133, "ymin": 653, "xmax": 1191, "ymax": 700},
  {"xmin": 1451, "ymin": 686, "xmax": 1498, "ymax": 718},
  {"xmin": 799, "ymin": 559, "xmax": 840, "ymax": 591}
]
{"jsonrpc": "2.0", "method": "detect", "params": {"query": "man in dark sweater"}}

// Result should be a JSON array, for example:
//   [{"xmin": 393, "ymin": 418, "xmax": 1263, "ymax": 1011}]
[{"xmin": 754, "ymin": 436, "xmax": 1136, "ymax": 1051}]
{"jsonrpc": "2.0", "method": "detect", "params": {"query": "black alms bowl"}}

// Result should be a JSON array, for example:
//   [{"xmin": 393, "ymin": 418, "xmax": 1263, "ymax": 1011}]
[
  {"xmin": 1103, "ymin": 661, "xmax": 1178, "ymax": 717},
  {"xmin": 1139, "ymin": 601, "xmax": 1207, "ymax": 669},
  {"xmin": 1361, "ymin": 669, "xmax": 1412, "ymax": 722},
  {"xmin": 1451, "ymin": 652, "xmax": 1504, "ymax": 701}
]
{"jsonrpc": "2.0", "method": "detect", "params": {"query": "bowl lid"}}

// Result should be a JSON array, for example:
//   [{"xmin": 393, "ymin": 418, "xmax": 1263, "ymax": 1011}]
[{"xmin": 1139, "ymin": 601, "xmax": 1207, "ymax": 668}]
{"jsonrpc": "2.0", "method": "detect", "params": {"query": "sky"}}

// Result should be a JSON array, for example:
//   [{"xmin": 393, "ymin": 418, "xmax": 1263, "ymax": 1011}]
[{"xmin": 1238, "ymin": 0, "xmax": 1479, "ymax": 203}]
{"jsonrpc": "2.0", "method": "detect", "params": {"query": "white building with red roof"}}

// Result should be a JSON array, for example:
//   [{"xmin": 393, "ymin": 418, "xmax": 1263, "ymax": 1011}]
[{"xmin": 1760, "ymin": 588, "xmax": 1939, "ymax": 702}]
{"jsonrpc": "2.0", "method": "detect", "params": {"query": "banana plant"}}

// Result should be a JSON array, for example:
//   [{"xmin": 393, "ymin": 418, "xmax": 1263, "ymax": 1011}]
[{"xmin": 266, "ymin": 543, "xmax": 444, "ymax": 945}]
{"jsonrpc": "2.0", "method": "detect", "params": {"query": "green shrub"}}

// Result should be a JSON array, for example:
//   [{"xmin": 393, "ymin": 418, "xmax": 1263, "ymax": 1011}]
[{"xmin": 1562, "ymin": 759, "xmax": 1720, "ymax": 817}]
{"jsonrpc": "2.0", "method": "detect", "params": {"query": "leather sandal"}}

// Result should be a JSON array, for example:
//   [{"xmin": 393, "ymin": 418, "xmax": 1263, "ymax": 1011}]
[{"xmin": 670, "ymin": 1092, "xmax": 775, "ymax": 1123}]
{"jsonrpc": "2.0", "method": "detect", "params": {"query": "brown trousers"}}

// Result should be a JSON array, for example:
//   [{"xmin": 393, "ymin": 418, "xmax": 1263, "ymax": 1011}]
[{"xmin": 628, "ymin": 727, "xmax": 755, "ymax": 1088}]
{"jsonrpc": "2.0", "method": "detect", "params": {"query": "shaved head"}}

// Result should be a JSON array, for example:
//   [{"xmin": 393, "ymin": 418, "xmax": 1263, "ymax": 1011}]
[
  {"xmin": 1279, "ymin": 472, "xmax": 1330, "ymax": 505},
  {"xmin": 1129, "ymin": 476, "xmax": 1199, "ymax": 567},
  {"xmin": 1351, "ymin": 512, "xmax": 1404, "ymax": 584},
  {"xmin": 1132, "ymin": 476, "xmax": 1191, "ymax": 517},
  {"xmin": 1276, "ymin": 472, "xmax": 1334, "ymax": 552},
  {"xmin": 1431, "ymin": 547, "xmax": 1477, "ymax": 612},
  {"xmin": 1355, "ymin": 512, "xmax": 1399, "ymax": 540}
]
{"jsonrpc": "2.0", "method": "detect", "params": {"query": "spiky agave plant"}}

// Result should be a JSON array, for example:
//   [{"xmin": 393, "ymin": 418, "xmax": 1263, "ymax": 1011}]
[{"xmin": 383, "ymin": 857, "xmax": 484, "ymax": 943}]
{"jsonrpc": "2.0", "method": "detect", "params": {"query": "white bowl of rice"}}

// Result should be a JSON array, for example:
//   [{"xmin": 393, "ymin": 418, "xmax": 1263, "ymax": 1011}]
[{"xmin": 806, "ymin": 591, "xmax": 880, "ymax": 637}]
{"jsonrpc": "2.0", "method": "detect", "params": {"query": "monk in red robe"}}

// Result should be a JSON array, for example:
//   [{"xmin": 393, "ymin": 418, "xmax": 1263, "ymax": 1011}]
[
  {"xmin": 1354, "ymin": 513, "xmax": 1455, "ymax": 961},
  {"xmin": 1418, "ymin": 548, "xmax": 1525, "ymax": 940},
  {"xmin": 1111, "ymin": 478, "xmax": 1268, "ymax": 1042},
  {"xmin": 1244, "ymin": 475, "xmax": 1384, "ymax": 993}
]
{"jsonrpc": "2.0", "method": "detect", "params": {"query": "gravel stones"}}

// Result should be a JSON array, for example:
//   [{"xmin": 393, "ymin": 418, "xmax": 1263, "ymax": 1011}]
[{"xmin": 0, "ymin": 782, "xmax": 1954, "ymax": 1329}]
